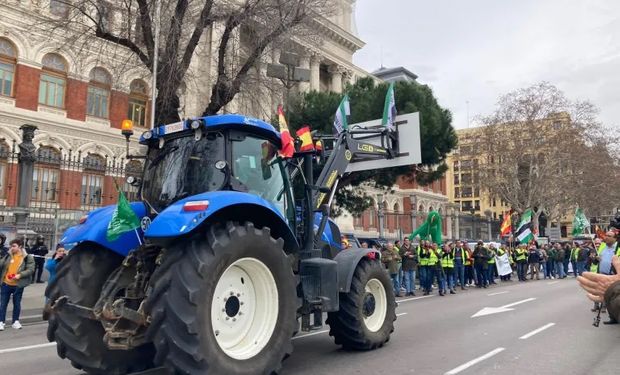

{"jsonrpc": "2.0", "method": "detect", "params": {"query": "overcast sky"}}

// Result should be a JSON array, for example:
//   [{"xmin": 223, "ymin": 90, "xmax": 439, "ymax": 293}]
[{"xmin": 353, "ymin": 0, "xmax": 620, "ymax": 129}]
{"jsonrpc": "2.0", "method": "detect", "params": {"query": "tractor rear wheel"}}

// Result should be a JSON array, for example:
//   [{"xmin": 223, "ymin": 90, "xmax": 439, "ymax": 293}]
[
  {"xmin": 145, "ymin": 222, "xmax": 297, "ymax": 374},
  {"xmin": 45, "ymin": 245, "xmax": 154, "ymax": 374},
  {"xmin": 326, "ymin": 259, "xmax": 396, "ymax": 350}
]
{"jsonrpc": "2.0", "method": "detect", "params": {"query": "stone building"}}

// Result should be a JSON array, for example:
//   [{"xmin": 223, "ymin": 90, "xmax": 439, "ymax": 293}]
[{"xmin": 0, "ymin": 0, "xmax": 369, "ymax": 242}]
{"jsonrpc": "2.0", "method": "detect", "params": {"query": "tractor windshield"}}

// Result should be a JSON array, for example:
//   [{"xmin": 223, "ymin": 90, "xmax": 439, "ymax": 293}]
[{"xmin": 142, "ymin": 132, "xmax": 226, "ymax": 212}]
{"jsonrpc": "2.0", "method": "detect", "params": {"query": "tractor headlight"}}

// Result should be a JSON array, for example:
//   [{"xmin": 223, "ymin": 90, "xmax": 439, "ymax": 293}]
[{"xmin": 142, "ymin": 130, "xmax": 153, "ymax": 140}]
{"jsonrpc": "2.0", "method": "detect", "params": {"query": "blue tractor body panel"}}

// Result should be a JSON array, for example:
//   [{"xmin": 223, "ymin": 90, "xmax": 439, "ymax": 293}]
[
  {"xmin": 59, "ymin": 202, "xmax": 147, "ymax": 256},
  {"xmin": 141, "ymin": 114, "xmax": 282, "ymax": 147},
  {"xmin": 313, "ymin": 213, "xmax": 340, "ymax": 250},
  {"xmin": 144, "ymin": 191, "xmax": 289, "ymax": 239}
]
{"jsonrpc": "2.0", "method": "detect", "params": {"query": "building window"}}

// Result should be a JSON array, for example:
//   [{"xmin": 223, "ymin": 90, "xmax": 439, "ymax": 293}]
[
  {"xmin": 454, "ymin": 187, "xmax": 460, "ymax": 198},
  {"xmin": 39, "ymin": 53, "xmax": 67, "ymax": 108},
  {"xmin": 454, "ymin": 174, "xmax": 460, "ymax": 185},
  {"xmin": 453, "ymin": 160, "xmax": 459, "ymax": 172},
  {"xmin": 81, "ymin": 154, "xmax": 106, "ymax": 206},
  {"xmin": 369, "ymin": 207, "xmax": 375, "ymax": 227},
  {"xmin": 461, "ymin": 186, "xmax": 472, "ymax": 198},
  {"xmin": 32, "ymin": 166, "xmax": 59, "ymax": 202},
  {"xmin": 461, "ymin": 172, "xmax": 472, "ymax": 185},
  {"xmin": 0, "ymin": 38, "xmax": 16, "ymax": 97},
  {"xmin": 87, "ymin": 67, "xmax": 111, "ymax": 118},
  {"xmin": 128, "ymin": 79, "xmax": 148, "ymax": 127}
]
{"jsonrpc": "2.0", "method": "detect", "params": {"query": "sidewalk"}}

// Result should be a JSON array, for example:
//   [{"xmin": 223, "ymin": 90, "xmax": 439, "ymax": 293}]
[{"xmin": 5, "ymin": 281, "xmax": 47, "ymax": 325}]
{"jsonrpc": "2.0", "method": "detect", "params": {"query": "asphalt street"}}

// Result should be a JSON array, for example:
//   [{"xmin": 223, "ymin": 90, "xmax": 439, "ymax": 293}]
[{"xmin": 1, "ymin": 276, "xmax": 619, "ymax": 375}]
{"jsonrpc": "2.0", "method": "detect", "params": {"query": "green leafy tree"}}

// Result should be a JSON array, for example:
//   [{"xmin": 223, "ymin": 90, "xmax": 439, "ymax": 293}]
[{"xmin": 287, "ymin": 77, "xmax": 457, "ymax": 215}]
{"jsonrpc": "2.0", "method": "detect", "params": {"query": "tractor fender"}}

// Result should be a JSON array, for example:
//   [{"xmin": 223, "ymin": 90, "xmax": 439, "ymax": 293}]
[
  {"xmin": 334, "ymin": 248, "xmax": 381, "ymax": 293},
  {"xmin": 144, "ymin": 191, "xmax": 298, "ymax": 252},
  {"xmin": 59, "ymin": 202, "xmax": 148, "ymax": 257}
]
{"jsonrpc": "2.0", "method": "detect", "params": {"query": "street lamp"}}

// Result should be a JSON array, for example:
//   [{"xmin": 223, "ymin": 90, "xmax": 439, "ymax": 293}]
[{"xmin": 266, "ymin": 51, "xmax": 310, "ymax": 120}]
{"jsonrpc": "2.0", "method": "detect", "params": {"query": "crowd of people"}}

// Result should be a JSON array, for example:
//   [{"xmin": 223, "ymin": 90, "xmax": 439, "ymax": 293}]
[
  {"xmin": 0, "ymin": 233, "xmax": 65, "ymax": 331},
  {"xmin": 372, "ymin": 233, "xmax": 618, "ymax": 302}
]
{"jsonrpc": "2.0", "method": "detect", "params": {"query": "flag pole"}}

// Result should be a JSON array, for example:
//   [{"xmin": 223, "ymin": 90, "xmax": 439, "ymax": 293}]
[{"xmin": 134, "ymin": 228, "xmax": 143, "ymax": 246}]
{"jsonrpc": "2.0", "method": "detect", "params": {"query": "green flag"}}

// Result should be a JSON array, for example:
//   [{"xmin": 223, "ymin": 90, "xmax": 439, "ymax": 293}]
[
  {"xmin": 571, "ymin": 208, "xmax": 590, "ymax": 236},
  {"xmin": 381, "ymin": 82, "xmax": 396, "ymax": 130},
  {"xmin": 408, "ymin": 211, "xmax": 442, "ymax": 245},
  {"xmin": 515, "ymin": 209, "xmax": 534, "ymax": 244},
  {"xmin": 333, "ymin": 95, "xmax": 350, "ymax": 134},
  {"xmin": 106, "ymin": 187, "xmax": 141, "ymax": 242}
]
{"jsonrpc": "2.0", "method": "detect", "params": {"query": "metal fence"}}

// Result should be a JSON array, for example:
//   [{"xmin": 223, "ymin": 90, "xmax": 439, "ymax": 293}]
[{"xmin": 0, "ymin": 144, "xmax": 141, "ymax": 249}]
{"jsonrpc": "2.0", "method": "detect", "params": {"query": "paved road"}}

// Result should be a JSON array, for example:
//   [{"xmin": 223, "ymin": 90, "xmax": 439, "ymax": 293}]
[{"xmin": 1, "ymin": 277, "xmax": 619, "ymax": 374}]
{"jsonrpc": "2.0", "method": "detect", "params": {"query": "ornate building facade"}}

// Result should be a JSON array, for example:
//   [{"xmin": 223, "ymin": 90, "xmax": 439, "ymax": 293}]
[{"xmin": 0, "ymin": 0, "xmax": 369, "ymax": 242}]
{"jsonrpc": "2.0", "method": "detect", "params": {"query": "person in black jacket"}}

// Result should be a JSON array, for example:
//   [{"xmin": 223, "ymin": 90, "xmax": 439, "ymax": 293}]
[
  {"xmin": 30, "ymin": 235, "xmax": 48, "ymax": 283},
  {"xmin": 0, "ymin": 234, "xmax": 8, "ymax": 258},
  {"xmin": 473, "ymin": 241, "xmax": 490, "ymax": 288}
]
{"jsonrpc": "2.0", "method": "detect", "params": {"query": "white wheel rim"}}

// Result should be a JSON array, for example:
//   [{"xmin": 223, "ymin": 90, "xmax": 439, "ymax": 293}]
[
  {"xmin": 363, "ymin": 278, "xmax": 387, "ymax": 332},
  {"xmin": 211, "ymin": 257, "xmax": 279, "ymax": 360}
]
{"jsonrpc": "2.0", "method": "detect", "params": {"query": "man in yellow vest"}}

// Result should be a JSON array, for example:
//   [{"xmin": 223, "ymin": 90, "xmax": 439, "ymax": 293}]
[
  {"xmin": 428, "ymin": 243, "xmax": 441, "ymax": 296},
  {"xmin": 487, "ymin": 244, "xmax": 498, "ymax": 285},
  {"xmin": 440, "ymin": 243, "xmax": 456, "ymax": 295},
  {"xmin": 453, "ymin": 241, "xmax": 467, "ymax": 290},
  {"xmin": 418, "ymin": 240, "xmax": 432, "ymax": 295},
  {"xmin": 515, "ymin": 244, "xmax": 528, "ymax": 282}
]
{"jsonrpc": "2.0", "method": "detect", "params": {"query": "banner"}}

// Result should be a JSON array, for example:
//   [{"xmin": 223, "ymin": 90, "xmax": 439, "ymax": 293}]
[{"xmin": 495, "ymin": 253, "xmax": 512, "ymax": 276}]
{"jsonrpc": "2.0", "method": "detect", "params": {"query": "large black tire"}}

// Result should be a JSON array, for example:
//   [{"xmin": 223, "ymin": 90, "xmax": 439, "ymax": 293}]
[
  {"xmin": 144, "ymin": 222, "xmax": 297, "ymax": 375},
  {"xmin": 46, "ymin": 245, "xmax": 155, "ymax": 374},
  {"xmin": 326, "ymin": 259, "xmax": 397, "ymax": 350}
]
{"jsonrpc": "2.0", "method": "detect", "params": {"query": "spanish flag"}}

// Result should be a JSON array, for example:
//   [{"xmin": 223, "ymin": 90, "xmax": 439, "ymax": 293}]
[
  {"xmin": 296, "ymin": 126, "xmax": 314, "ymax": 152},
  {"xmin": 500, "ymin": 212, "xmax": 512, "ymax": 236},
  {"xmin": 277, "ymin": 105, "xmax": 295, "ymax": 158}
]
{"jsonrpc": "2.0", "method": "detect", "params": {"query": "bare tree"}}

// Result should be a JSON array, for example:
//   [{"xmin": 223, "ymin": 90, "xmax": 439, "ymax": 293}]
[
  {"xmin": 36, "ymin": 0, "xmax": 332, "ymax": 124},
  {"xmin": 461, "ymin": 82, "xmax": 620, "ymax": 231}
]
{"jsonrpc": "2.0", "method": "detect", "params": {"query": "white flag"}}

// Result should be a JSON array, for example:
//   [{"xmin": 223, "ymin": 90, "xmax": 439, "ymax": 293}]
[{"xmin": 333, "ymin": 95, "xmax": 350, "ymax": 134}]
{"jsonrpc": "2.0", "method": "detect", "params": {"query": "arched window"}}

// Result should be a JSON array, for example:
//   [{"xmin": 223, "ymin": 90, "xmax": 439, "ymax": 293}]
[
  {"xmin": 0, "ymin": 38, "xmax": 17, "ymax": 97},
  {"xmin": 393, "ymin": 202, "xmax": 400, "ymax": 229},
  {"xmin": 368, "ymin": 200, "xmax": 376, "ymax": 227},
  {"xmin": 87, "ymin": 67, "xmax": 112, "ymax": 118},
  {"xmin": 81, "ymin": 154, "xmax": 106, "ymax": 207},
  {"xmin": 0, "ymin": 141, "xmax": 10, "ymax": 199},
  {"xmin": 39, "ymin": 53, "xmax": 68, "ymax": 108},
  {"xmin": 128, "ymin": 79, "xmax": 148, "ymax": 127},
  {"xmin": 32, "ymin": 146, "xmax": 61, "ymax": 203}
]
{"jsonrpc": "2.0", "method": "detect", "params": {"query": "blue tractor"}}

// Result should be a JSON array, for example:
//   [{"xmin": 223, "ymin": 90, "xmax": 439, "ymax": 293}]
[{"xmin": 45, "ymin": 114, "xmax": 399, "ymax": 374}]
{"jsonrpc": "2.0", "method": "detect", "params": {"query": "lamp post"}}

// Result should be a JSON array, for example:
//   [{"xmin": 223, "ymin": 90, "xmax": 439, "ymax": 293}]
[
  {"xmin": 377, "ymin": 194, "xmax": 385, "ymax": 239},
  {"xmin": 266, "ymin": 52, "xmax": 310, "ymax": 119}
]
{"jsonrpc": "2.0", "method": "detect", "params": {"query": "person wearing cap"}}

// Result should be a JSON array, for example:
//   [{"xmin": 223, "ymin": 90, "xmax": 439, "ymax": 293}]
[{"xmin": 30, "ymin": 235, "xmax": 49, "ymax": 283}]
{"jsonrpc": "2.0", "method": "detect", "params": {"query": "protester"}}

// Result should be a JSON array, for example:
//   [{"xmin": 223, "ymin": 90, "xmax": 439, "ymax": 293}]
[
  {"xmin": 563, "ymin": 242, "xmax": 571, "ymax": 276},
  {"xmin": 381, "ymin": 242, "xmax": 401, "ymax": 296},
  {"xmin": 527, "ymin": 244, "xmax": 540, "ymax": 280},
  {"xmin": 473, "ymin": 241, "xmax": 489, "ymax": 288},
  {"xmin": 554, "ymin": 243, "xmax": 566, "ymax": 279},
  {"xmin": 453, "ymin": 241, "xmax": 467, "ymax": 290},
  {"xmin": 497, "ymin": 244, "xmax": 511, "ymax": 281},
  {"xmin": 576, "ymin": 242, "xmax": 590, "ymax": 276},
  {"xmin": 545, "ymin": 244, "xmax": 556, "ymax": 279},
  {"xmin": 440, "ymin": 244, "xmax": 456, "ymax": 295},
  {"xmin": 487, "ymin": 244, "xmax": 497, "ymax": 285},
  {"xmin": 464, "ymin": 244, "xmax": 475, "ymax": 286},
  {"xmin": 429, "ymin": 243, "xmax": 443, "ymax": 296},
  {"xmin": 399, "ymin": 238, "xmax": 417, "ymax": 296},
  {"xmin": 515, "ymin": 244, "xmax": 528, "ymax": 281},
  {"xmin": 30, "ymin": 235, "xmax": 48, "ymax": 284},
  {"xmin": 418, "ymin": 241, "xmax": 431, "ymax": 295},
  {"xmin": 0, "ymin": 238, "xmax": 35, "ymax": 331},
  {"xmin": 578, "ymin": 255, "xmax": 620, "ymax": 325}
]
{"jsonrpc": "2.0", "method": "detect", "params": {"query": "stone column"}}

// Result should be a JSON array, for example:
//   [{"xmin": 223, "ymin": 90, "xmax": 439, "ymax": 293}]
[
  {"xmin": 454, "ymin": 210, "xmax": 460, "ymax": 239},
  {"xmin": 310, "ymin": 53, "xmax": 321, "ymax": 91},
  {"xmin": 329, "ymin": 66, "xmax": 343, "ymax": 93},
  {"xmin": 299, "ymin": 55, "xmax": 311, "ymax": 93},
  {"xmin": 14, "ymin": 124, "xmax": 38, "ymax": 234}
]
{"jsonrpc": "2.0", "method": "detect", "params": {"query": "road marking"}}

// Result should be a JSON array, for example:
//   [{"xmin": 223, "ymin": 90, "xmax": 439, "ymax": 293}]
[
  {"xmin": 397, "ymin": 295, "xmax": 433, "ymax": 303},
  {"xmin": 292, "ymin": 330, "xmax": 329, "ymax": 340},
  {"xmin": 547, "ymin": 281, "xmax": 559, "ymax": 285},
  {"xmin": 519, "ymin": 323, "xmax": 555, "ymax": 340},
  {"xmin": 487, "ymin": 291, "xmax": 508, "ymax": 296},
  {"xmin": 502, "ymin": 298, "xmax": 536, "ymax": 308},
  {"xmin": 396, "ymin": 312, "xmax": 408, "ymax": 317},
  {"xmin": 444, "ymin": 347, "xmax": 505, "ymax": 374},
  {"xmin": 471, "ymin": 298, "xmax": 536, "ymax": 318},
  {"xmin": 0, "ymin": 342, "xmax": 56, "ymax": 355}
]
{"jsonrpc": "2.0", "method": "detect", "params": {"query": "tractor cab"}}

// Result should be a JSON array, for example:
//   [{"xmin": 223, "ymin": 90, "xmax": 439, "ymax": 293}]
[{"xmin": 132, "ymin": 115, "xmax": 293, "ymax": 219}]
